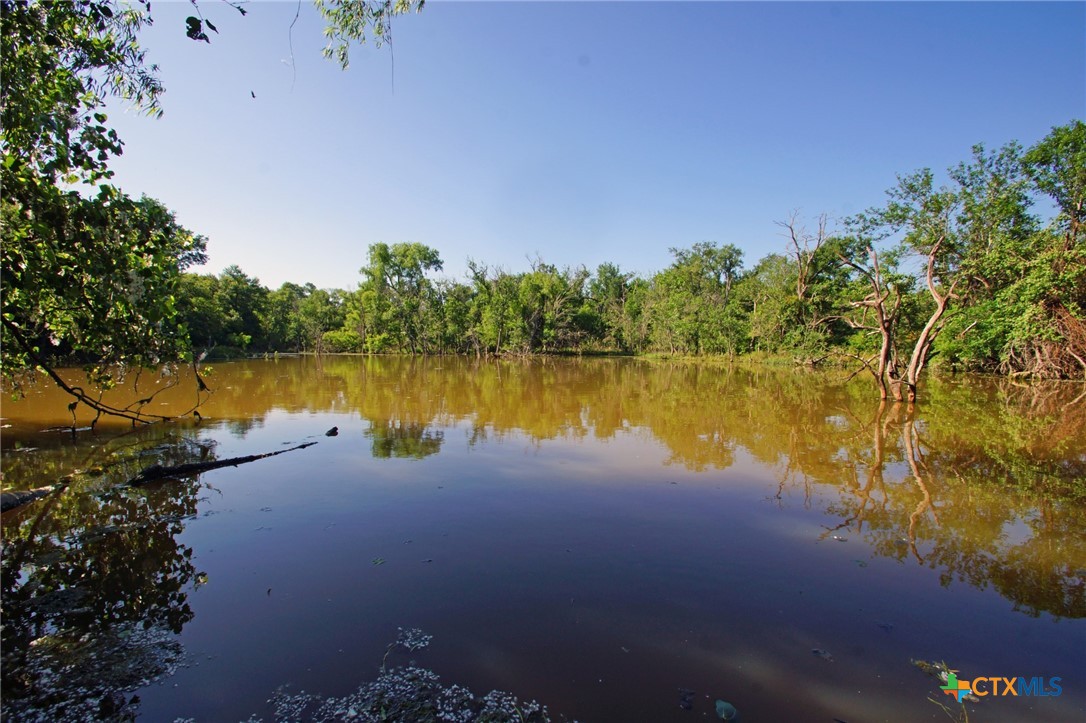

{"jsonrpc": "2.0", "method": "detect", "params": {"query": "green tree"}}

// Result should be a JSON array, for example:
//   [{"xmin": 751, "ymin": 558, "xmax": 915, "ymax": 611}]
[
  {"xmin": 587, "ymin": 262, "xmax": 637, "ymax": 351},
  {"xmin": 299, "ymin": 288, "xmax": 346, "ymax": 353},
  {"xmin": 216, "ymin": 265, "xmax": 268, "ymax": 350},
  {"xmin": 838, "ymin": 134, "xmax": 1081, "ymax": 398},
  {"xmin": 177, "ymin": 273, "xmax": 228, "ymax": 350},
  {"xmin": 316, "ymin": 0, "xmax": 426, "ymax": 68},
  {"xmin": 1014, "ymin": 121, "xmax": 1086, "ymax": 377},
  {"xmin": 1, "ymin": 1, "xmax": 208, "ymax": 421},
  {"xmin": 646, "ymin": 242, "xmax": 746, "ymax": 354},
  {"xmin": 515, "ymin": 259, "xmax": 591, "ymax": 353},
  {"xmin": 356, "ymin": 242, "xmax": 443, "ymax": 352},
  {"xmin": 263, "ymin": 282, "xmax": 311, "ymax": 351}
]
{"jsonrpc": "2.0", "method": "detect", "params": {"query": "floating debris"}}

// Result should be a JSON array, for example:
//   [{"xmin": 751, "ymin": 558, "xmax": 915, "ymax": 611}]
[
  {"xmin": 678, "ymin": 688, "xmax": 696, "ymax": 710},
  {"xmin": 260, "ymin": 630, "xmax": 557, "ymax": 721},
  {"xmin": 832, "ymin": 535, "xmax": 848, "ymax": 542},
  {"xmin": 395, "ymin": 627, "xmax": 433, "ymax": 652},
  {"xmin": 911, "ymin": 659, "xmax": 981, "ymax": 703},
  {"xmin": 812, "ymin": 648, "xmax": 835, "ymax": 662},
  {"xmin": 715, "ymin": 698, "xmax": 739, "ymax": 720},
  {"xmin": 876, "ymin": 622, "xmax": 895, "ymax": 633},
  {"xmin": 853, "ymin": 559, "xmax": 868, "ymax": 567}
]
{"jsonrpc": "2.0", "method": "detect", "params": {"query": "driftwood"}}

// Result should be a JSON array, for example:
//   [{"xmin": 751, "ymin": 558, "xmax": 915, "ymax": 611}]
[
  {"xmin": 1, "ymin": 442, "xmax": 320, "ymax": 513},
  {"xmin": 1, "ymin": 486, "xmax": 62, "ymax": 513},
  {"xmin": 127, "ymin": 442, "xmax": 318, "ymax": 486}
]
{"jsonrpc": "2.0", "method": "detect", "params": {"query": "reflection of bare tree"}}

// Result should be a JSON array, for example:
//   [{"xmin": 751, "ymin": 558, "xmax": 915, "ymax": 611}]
[
  {"xmin": 819, "ymin": 401, "xmax": 893, "ymax": 536},
  {"xmin": 902, "ymin": 413, "xmax": 940, "ymax": 564},
  {"xmin": 817, "ymin": 393, "xmax": 1086, "ymax": 619}
]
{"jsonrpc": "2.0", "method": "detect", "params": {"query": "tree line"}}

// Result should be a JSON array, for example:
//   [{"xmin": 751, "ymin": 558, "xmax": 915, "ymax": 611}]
[
  {"xmin": 2, "ymin": 1, "xmax": 1082, "ymax": 412},
  {"xmin": 176, "ymin": 121, "xmax": 1085, "ymax": 397}
]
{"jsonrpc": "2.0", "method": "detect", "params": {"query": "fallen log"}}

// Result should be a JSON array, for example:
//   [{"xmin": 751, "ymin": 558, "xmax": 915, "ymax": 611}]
[
  {"xmin": 1, "ymin": 486, "xmax": 61, "ymax": 513},
  {"xmin": 1, "ymin": 441, "xmax": 320, "ymax": 513},
  {"xmin": 127, "ymin": 442, "xmax": 318, "ymax": 486}
]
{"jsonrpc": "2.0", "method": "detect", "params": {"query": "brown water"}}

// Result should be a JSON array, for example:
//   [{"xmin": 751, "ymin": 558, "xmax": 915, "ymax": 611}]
[{"xmin": 2, "ymin": 356, "xmax": 1084, "ymax": 722}]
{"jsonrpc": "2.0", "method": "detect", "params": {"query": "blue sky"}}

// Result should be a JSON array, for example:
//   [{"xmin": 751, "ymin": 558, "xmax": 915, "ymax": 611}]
[{"xmin": 105, "ymin": 1, "xmax": 1085, "ymax": 290}]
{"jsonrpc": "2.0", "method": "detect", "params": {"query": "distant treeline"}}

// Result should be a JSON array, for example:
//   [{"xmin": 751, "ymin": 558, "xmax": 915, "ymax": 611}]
[{"xmin": 180, "ymin": 122, "xmax": 1084, "ymax": 379}]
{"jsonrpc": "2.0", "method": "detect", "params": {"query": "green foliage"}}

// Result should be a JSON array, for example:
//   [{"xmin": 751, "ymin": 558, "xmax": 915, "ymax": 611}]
[
  {"xmin": 1, "ymin": 1, "xmax": 206, "ymax": 391},
  {"xmin": 834, "ymin": 124, "xmax": 1086, "ymax": 395},
  {"xmin": 355, "ymin": 242, "xmax": 444, "ymax": 353},
  {"xmin": 315, "ymin": 0, "xmax": 426, "ymax": 69},
  {"xmin": 1023, "ymin": 120, "xmax": 1086, "ymax": 245},
  {"xmin": 645, "ymin": 242, "xmax": 747, "ymax": 355},
  {"xmin": 322, "ymin": 328, "xmax": 364, "ymax": 353}
]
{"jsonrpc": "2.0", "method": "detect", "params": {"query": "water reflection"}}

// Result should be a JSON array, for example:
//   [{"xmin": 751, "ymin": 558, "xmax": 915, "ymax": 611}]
[
  {"xmin": 1, "ymin": 430, "xmax": 212, "ymax": 720},
  {"xmin": 818, "ymin": 403, "xmax": 1086, "ymax": 619},
  {"xmin": 366, "ymin": 420, "xmax": 444, "ymax": 459},
  {"xmin": 4, "ymin": 358, "xmax": 1084, "ymax": 621},
  {"xmin": 1, "ymin": 357, "xmax": 1083, "ymax": 718}
]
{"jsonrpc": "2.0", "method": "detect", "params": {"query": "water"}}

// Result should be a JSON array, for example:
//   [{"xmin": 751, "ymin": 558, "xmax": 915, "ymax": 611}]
[{"xmin": 2, "ymin": 357, "xmax": 1084, "ymax": 721}]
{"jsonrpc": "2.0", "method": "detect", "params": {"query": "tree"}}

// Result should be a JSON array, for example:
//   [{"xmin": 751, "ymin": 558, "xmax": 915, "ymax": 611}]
[
  {"xmin": 837, "ymin": 132, "xmax": 1084, "ymax": 398},
  {"xmin": 358, "ymin": 242, "xmax": 443, "ymax": 353},
  {"xmin": 515, "ymin": 259, "xmax": 591, "ymax": 353},
  {"xmin": 1, "ymin": 1, "xmax": 209, "ymax": 422},
  {"xmin": 587, "ymin": 262, "xmax": 635, "ymax": 351},
  {"xmin": 465, "ymin": 261, "xmax": 518, "ymax": 355},
  {"xmin": 316, "ymin": 0, "xmax": 426, "ymax": 69},
  {"xmin": 1023, "ymin": 121, "xmax": 1086, "ymax": 251},
  {"xmin": 298, "ymin": 288, "xmax": 346, "ymax": 353},
  {"xmin": 216, "ymin": 265, "xmax": 269, "ymax": 350},
  {"xmin": 646, "ymin": 242, "xmax": 746, "ymax": 355},
  {"xmin": 263, "ymin": 282, "xmax": 311, "ymax": 351},
  {"xmin": 1015, "ymin": 121, "xmax": 1086, "ymax": 376}
]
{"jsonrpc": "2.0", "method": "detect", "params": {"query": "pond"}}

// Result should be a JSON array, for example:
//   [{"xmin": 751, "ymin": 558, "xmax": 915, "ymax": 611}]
[{"xmin": 2, "ymin": 357, "xmax": 1084, "ymax": 722}]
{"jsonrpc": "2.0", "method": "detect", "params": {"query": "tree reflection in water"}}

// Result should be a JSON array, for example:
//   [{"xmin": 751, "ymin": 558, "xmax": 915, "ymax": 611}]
[
  {"xmin": 816, "ymin": 400, "xmax": 1086, "ymax": 619},
  {"xmin": 1, "ymin": 432, "xmax": 211, "ymax": 720},
  {"xmin": 366, "ymin": 420, "xmax": 444, "ymax": 459}
]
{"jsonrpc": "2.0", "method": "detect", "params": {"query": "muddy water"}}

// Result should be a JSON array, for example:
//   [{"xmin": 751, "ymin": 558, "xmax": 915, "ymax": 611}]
[{"xmin": 2, "ymin": 357, "xmax": 1084, "ymax": 721}]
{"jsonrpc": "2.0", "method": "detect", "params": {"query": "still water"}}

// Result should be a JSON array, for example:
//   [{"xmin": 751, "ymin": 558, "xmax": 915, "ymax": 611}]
[{"xmin": 2, "ymin": 357, "xmax": 1084, "ymax": 721}]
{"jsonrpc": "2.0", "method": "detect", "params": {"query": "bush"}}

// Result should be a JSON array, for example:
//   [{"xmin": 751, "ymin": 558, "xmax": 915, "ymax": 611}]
[{"xmin": 322, "ymin": 329, "xmax": 364, "ymax": 353}]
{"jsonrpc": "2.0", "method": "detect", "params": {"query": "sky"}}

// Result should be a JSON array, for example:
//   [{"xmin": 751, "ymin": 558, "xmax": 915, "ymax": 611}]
[{"xmin": 104, "ymin": 1, "xmax": 1086, "ymax": 291}]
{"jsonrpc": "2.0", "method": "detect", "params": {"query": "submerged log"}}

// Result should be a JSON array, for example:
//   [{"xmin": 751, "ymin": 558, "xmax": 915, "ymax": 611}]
[
  {"xmin": 1, "ymin": 486, "xmax": 59, "ymax": 513},
  {"xmin": 1, "ymin": 441, "xmax": 321, "ymax": 513},
  {"xmin": 127, "ymin": 442, "xmax": 318, "ymax": 486}
]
